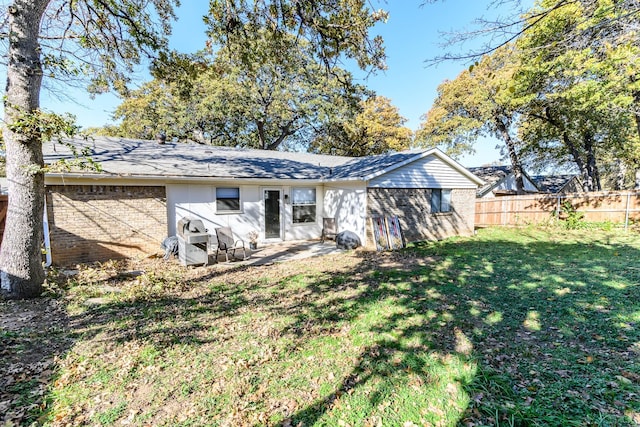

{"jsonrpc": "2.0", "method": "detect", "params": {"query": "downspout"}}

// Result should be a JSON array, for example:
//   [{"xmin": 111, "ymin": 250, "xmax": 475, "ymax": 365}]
[{"xmin": 43, "ymin": 200, "xmax": 52, "ymax": 268}]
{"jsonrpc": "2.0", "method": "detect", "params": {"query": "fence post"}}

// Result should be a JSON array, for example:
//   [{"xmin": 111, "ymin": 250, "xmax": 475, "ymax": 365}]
[
  {"xmin": 556, "ymin": 194, "xmax": 561, "ymax": 220},
  {"xmin": 625, "ymin": 192, "xmax": 631, "ymax": 232}
]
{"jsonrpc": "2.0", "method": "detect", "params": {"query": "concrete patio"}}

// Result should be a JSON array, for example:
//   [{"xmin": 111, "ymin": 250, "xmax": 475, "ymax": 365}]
[{"xmin": 208, "ymin": 240, "xmax": 344, "ymax": 266}]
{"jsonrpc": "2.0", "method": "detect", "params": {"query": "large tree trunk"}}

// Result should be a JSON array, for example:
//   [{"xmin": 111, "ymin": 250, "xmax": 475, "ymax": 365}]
[
  {"xmin": 561, "ymin": 131, "xmax": 592, "ymax": 192},
  {"xmin": 256, "ymin": 121, "xmax": 267, "ymax": 149},
  {"xmin": 631, "ymin": 87, "xmax": 640, "ymax": 189},
  {"xmin": 495, "ymin": 117, "xmax": 526, "ymax": 194},
  {"xmin": 614, "ymin": 161, "xmax": 627, "ymax": 191},
  {"xmin": 583, "ymin": 131, "xmax": 601, "ymax": 191},
  {"xmin": 0, "ymin": 0, "xmax": 50, "ymax": 299},
  {"xmin": 540, "ymin": 105, "xmax": 596, "ymax": 192},
  {"xmin": 629, "ymin": 72, "xmax": 640, "ymax": 137}
]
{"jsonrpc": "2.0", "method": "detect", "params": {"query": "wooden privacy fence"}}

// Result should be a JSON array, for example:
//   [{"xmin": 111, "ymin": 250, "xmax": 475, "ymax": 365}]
[{"xmin": 475, "ymin": 191, "xmax": 640, "ymax": 228}]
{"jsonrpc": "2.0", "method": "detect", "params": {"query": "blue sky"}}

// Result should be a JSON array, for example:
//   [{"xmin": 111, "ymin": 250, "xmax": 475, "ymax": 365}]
[{"xmin": 39, "ymin": 1, "xmax": 528, "ymax": 166}]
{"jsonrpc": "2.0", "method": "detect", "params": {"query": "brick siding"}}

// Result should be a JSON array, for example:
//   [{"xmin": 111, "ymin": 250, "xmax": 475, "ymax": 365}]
[
  {"xmin": 46, "ymin": 185, "xmax": 167, "ymax": 266},
  {"xmin": 366, "ymin": 188, "xmax": 476, "ymax": 246}
]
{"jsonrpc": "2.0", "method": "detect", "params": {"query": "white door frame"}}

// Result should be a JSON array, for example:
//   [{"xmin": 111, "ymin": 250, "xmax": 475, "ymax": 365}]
[{"xmin": 262, "ymin": 187, "xmax": 284, "ymax": 241}]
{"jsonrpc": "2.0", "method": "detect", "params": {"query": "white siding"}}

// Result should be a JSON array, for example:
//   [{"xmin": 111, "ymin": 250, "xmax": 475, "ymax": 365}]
[
  {"xmin": 323, "ymin": 183, "xmax": 368, "ymax": 245},
  {"xmin": 369, "ymin": 155, "xmax": 478, "ymax": 189},
  {"xmin": 168, "ymin": 184, "xmax": 261, "ymax": 243},
  {"xmin": 284, "ymin": 185, "xmax": 323, "ymax": 241},
  {"xmin": 167, "ymin": 183, "xmax": 323, "ymax": 244}
]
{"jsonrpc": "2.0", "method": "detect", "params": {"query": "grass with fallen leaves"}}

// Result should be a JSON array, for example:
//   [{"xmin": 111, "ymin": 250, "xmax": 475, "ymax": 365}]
[{"xmin": 1, "ymin": 226, "xmax": 639, "ymax": 426}]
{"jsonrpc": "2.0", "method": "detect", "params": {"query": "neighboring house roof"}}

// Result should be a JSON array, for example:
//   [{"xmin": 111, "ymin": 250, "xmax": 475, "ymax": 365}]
[
  {"xmin": 532, "ymin": 174, "xmax": 582, "ymax": 194},
  {"xmin": 468, "ymin": 165, "xmax": 539, "ymax": 197},
  {"xmin": 468, "ymin": 166, "xmax": 512, "ymax": 194},
  {"xmin": 42, "ymin": 137, "xmax": 484, "ymax": 186}
]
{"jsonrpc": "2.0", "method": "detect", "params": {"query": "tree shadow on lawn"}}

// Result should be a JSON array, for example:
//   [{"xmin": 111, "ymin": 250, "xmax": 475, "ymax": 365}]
[
  {"xmin": 0, "ymin": 260, "xmax": 269, "ymax": 425},
  {"xmin": 283, "ymin": 235, "xmax": 640, "ymax": 426},
  {"xmin": 41, "ymin": 232, "xmax": 640, "ymax": 426}
]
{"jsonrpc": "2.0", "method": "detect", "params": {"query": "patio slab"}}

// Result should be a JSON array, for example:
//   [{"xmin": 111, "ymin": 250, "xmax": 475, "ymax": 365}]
[{"xmin": 209, "ymin": 240, "xmax": 343, "ymax": 266}]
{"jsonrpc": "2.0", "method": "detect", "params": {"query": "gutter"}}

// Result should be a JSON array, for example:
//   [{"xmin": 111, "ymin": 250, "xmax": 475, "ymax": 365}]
[
  {"xmin": 321, "ymin": 176, "xmax": 366, "ymax": 183},
  {"xmin": 44, "ymin": 173, "xmax": 328, "ymax": 186}
]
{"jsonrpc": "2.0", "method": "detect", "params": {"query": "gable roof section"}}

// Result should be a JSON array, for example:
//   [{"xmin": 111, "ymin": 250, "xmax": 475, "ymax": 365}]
[
  {"xmin": 330, "ymin": 148, "xmax": 484, "ymax": 185},
  {"xmin": 468, "ymin": 166, "xmax": 512, "ymax": 197},
  {"xmin": 468, "ymin": 165, "xmax": 539, "ymax": 197},
  {"xmin": 43, "ymin": 137, "xmax": 483, "ymax": 186},
  {"xmin": 532, "ymin": 174, "xmax": 581, "ymax": 193}
]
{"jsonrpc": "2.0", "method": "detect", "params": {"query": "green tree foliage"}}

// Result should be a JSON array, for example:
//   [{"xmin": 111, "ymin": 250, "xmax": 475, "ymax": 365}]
[
  {"xmin": 1, "ymin": 0, "xmax": 386, "ymax": 298},
  {"xmin": 110, "ymin": 79, "xmax": 191, "ymax": 141},
  {"xmin": 416, "ymin": 45, "xmax": 528, "ymax": 193},
  {"xmin": 205, "ymin": 30, "xmax": 365, "ymax": 150},
  {"xmin": 111, "ymin": 30, "xmax": 367, "ymax": 150},
  {"xmin": 515, "ymin": 0, "xmax": 640, "ymax": 190},
  {"xmin": 310, "ymin": 95, "xmax": 413, "ymax": 156},
  {"xmin": 423, "ymin": 0, "xmax": 640, "ymax": 190},
  {"xmin": 205, "ymin": 0, "xmax": 388, "ymax": 72}
]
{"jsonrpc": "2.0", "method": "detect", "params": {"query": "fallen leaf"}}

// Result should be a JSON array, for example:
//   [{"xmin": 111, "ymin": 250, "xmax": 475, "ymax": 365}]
[
  {"xmin": 578, "ymin": 356, "xmax": 594, "ymax": 364},
  {"xmin": 621, "ymin": 371, "xmax": 640, "ymax": 383},
  {"xmin": 616, "ymin": 375, "xmax": 632, "ymax": 385}
]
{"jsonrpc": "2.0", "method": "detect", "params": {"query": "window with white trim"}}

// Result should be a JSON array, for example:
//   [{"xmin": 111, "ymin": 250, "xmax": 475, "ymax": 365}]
[
  {"xmin": 216, "ymin": 187, "xmax": 240, "ymax": 212},
  {"xmin": 292, "ymin": 187, "xmax": 316, "ymax": 223},
  {"xmin": 431, "ymin": 189, "xmax": 452, "ymax": 213}
]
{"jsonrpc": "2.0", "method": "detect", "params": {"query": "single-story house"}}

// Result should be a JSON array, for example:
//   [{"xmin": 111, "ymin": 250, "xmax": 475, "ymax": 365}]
[
  {"xmin": 532, "ymin": 174, "xmax": 583, "ymax": 194},
  {"xmin": 42, "ymin": 137, "xmax": 484, "ymax": 266},
  {"xmin": 467, "ymin": 166, "xmax": 539, "ymax": 198}
]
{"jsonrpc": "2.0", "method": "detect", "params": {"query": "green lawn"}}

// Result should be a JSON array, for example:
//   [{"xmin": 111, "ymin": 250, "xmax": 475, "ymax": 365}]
[{"xmin": 1, "ymin": 226, "xmax": 639, "ymax": 426}]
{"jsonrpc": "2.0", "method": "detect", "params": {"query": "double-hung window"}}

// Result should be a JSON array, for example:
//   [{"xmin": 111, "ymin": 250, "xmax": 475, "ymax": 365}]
[
  {"xmin": 216, "ymin": 187, "xmax": 240, "ymax": 212},
  {"xmin": 292, "ymin": 188, "xmax": 316, "ymax": 223},
  {"xmin": 431, "ymin": 189, "xmax": 452, "ymax": 213}
]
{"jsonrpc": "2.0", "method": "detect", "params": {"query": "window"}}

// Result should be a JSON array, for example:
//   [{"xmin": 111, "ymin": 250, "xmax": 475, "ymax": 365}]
[
  {"xmin": 292, "ymin": 187, "xmax": 316, "ymax": 223},
  {"xmin": 431, "ymin": 189, "xmax": 452, "ymax": 213},
  {"xmin": 216, "ymin": 187, "xmax": 240, "ymax": 212}
]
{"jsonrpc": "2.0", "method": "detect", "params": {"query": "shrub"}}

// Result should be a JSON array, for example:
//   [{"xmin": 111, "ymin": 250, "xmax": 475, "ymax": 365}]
[{"xmin": 561, "ymin": 201, "xmax": 585, "ymax": 229}]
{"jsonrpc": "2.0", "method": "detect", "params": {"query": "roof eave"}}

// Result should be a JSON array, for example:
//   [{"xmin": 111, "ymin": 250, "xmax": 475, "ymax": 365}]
[
  {"xmin": 321, "ymin": 176, "xmax": 365, "ymax": 183},
  {"xmin": 44, "ymin": 172, "xmax": 326, "ymax": 185}
]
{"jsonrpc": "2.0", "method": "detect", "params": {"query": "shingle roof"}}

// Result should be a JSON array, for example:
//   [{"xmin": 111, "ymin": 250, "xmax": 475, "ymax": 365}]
[
  {"xmin": 43, "ymin": 137, "xmax": 483, "ymax": 185},
  {"xmin": 43, "ymin": 137, "xmax": 354, "ymax": 180},
  {"xmin": 532, "ymin": 174, "xmax": 580, "ymax": 193},
  {"xmin": 330, "ymin": 149, "xmax": 432, "ymax": 180},
  {"xmin": 467, "ymin": 166, "xmax": 513, "ymax": 195}
]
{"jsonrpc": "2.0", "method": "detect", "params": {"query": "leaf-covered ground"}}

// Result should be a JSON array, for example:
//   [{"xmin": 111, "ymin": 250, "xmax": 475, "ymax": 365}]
[{"xmin": 1, "ymin": 227, "xmax": 639, "ymax": 426}]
